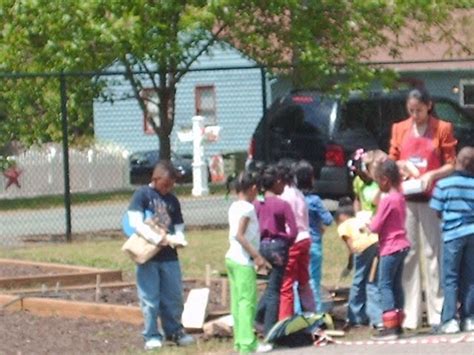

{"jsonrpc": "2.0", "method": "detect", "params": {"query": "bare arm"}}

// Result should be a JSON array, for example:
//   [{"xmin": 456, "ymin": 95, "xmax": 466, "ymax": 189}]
[
  {"xmin": 420, "ymin": 163, "xmax": 455, "ymax": 191},
  {"xmin": 353, "ymin": 198, "xmax": 361, "ymax": 213},
  {"xmin": 340, "ymin": 236, "xmax": 354, "ymax": 276},
  {"xmin": 236, "ymin": 216, "xmax": 270, "ymax": 270},
  {"xmin": 372, "ymin": 189, "xmax": 382, "ymax": 206},
  {"xmin": 342, "ymin": 235, "xmax": 355, "ymax": 254}
]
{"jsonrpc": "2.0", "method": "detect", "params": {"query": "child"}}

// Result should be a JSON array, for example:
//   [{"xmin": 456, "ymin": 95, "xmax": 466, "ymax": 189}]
[
  {"xmin": 369, "ymin": 159, "xmax": 411, "ymax": 340},
  {"xmin": 225, "ymin": 171, "xmax": 271, "ymax": 353},
  {"xmin": 294, "ymin": 160, "xmax": 333, "ymax": 313},
  {"xmin": 344, "ymin": 149, "xmax": 387, "ymax": 329},
  {"xmin": 429, "ymin": 146, "xmax": 474, "ymax": 333},
  {"xmin": 254, "ymin": 164, "xmax": 298, "ymax": 337},
  {"xmin": 122, "ymin": 161, "xmax": 194, "ymax": 350},
  {"xmin": 277, "ymin": 160, "xmax": 316, "ymax": 320},
  {"xmin": 350, "ymin": 149, "xmax": 387, "ymax": 216},
  {"xmin": 335, "ymin": 198, "xmax": 382, "ymax": 330}
]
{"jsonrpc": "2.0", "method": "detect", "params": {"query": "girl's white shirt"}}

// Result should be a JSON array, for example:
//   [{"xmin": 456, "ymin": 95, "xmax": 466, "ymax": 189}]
[{"xmin": 226, "ymin": 200, "xmax": 260, "ymax": 266}]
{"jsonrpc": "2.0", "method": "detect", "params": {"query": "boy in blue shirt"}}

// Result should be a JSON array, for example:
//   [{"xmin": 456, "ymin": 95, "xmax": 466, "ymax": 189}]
[
  {"xmin": 430, "ymin": 146, "xmax": 474, "ymax": 334},
  {"xmin": 123, "ymin": 160, "xmax": 194, "ymax": 350}
]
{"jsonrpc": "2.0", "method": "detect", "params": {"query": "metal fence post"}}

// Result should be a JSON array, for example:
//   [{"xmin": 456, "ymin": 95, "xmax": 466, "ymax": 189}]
[
  {"xmin": 60, "ymin": 73, "xmax": 72, "ymax": 241},
  {"xmin": 260, "ymin": 66, "xmax": 270, "ymax": 162},
  {"xmin": 260, "ymin": 66, "xmax": 267, "ymax": 116}
]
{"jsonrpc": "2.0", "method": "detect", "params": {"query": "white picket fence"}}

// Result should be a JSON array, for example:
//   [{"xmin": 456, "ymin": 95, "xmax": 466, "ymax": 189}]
[{"xmin": 0, "ymin": 144, "xmax": 130, "ymax": 199}]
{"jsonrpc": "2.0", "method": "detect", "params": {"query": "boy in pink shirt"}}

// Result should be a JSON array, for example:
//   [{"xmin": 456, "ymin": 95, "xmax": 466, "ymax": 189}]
[{"xmin": 369, "ymin": 159, "xmax": 410, "ymax": 340}]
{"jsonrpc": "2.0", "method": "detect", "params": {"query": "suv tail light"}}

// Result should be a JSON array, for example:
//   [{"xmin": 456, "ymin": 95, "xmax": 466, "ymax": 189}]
[
  {"xmin": 247, "ymin": 137, "xmax": 256, "ymax": 160},
  {"xmin": 325, "ymin": 144, "xmax": 345, "ymax": 167}
]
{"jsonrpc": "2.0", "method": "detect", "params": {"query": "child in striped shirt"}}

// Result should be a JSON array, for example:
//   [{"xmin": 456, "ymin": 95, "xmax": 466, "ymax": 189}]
[{"xmin": 430, "ymin": 146, "xmax": 474, "ymax": 334}]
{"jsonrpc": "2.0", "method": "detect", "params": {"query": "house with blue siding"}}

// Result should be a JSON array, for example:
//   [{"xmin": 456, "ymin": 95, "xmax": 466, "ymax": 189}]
[{"xmin": 93, "ymin": 41, "xmax": 268, "ymax": 158}]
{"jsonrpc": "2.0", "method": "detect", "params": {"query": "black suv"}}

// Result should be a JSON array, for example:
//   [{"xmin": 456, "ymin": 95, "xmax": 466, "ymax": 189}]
[
  {"xmin": 129, "ymin": 150, "xmax": 194, "ymax": 185},
  {"xmin": 246, "ymin": 90, "xmax": 474, "ymax": 199}
]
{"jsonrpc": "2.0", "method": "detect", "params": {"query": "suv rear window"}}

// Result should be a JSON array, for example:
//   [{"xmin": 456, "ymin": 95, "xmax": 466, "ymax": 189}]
[{"xmin": 274, "ymin": 95, "xmax": 336, "ymax": 137}]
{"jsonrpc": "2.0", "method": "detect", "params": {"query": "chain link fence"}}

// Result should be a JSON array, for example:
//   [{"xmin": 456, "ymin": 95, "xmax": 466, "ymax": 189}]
[
  {"xmin": 0, "ymin": 66, "xmax": 268, "ymax": 245},
  {"xmin": 1, "ymin": 63, "xmax": 473, "ymax": 245}
]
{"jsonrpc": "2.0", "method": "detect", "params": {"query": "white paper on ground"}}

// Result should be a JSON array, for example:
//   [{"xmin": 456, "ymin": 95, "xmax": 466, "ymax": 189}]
[{"xmin": 182, "ymin": 288, "xmax": 210, "ymax": 329}]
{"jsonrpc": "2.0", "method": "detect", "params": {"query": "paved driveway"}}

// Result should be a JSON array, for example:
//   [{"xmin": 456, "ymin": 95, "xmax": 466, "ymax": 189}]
[
  {"xmin": 0, "ymin": 196, "xmax": 338, "ymax": 245},
  {"xmin": 273, "ymin": 332, "xmax": 474, "ymax": 355}
]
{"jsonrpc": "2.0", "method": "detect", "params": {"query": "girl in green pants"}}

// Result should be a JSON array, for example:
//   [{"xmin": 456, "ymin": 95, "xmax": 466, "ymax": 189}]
[{"xmin": 226, "ymin": 171, "xmax": 271, "ymax": 353}]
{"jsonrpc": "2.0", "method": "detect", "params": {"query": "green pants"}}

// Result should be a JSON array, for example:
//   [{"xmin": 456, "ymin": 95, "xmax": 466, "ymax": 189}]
[{"xmin": 226, "ymin": 258, "xmax": 258, "ymax": 354}]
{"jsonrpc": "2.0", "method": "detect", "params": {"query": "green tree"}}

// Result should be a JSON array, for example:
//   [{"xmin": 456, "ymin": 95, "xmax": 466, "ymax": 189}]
[
  {"xmin": 1, "ymin": 1, "xmax": 471, "ymax": 159},
  {"xmin": 0, "ymin": 1, "xmax": 113, "ymax": 150},
  {"xmin": 94, "ymin": 0, "xmax": 221, "ymax": 159},
  {"xmin": 0, "ymin": 0, "xmax": 221, "ymax": 159},
  {"xmin": 214, "ymin": 1, "xmax": 473, "ymax": 91}
]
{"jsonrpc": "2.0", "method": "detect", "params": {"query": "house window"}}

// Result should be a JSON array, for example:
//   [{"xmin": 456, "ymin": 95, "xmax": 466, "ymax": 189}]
[
  {"xmin": 195, "ymin": 85, "xmax": 217, "ymax": 125},
  {"xmin": 460, "ymin": 79, "xmax": 474, "ymax": 107},
  {"xmin": 140, "ymin": 88, "xmax": 160, "ymax": 135}
]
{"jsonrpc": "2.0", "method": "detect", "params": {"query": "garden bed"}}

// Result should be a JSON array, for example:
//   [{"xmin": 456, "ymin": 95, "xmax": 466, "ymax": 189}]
[
  {"xmin": 8, "ymin": 278, "xmax": 232, "ymax": 315},
  {"xmin": 0, "ymin": 259, "xmax": 123, "ymax": 290},
  {"xmin": 0, "ymin": 259, "xmax": 234, "ymax": 324}
]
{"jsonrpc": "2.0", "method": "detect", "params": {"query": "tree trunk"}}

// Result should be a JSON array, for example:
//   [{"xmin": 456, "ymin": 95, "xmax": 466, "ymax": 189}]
[
  {"xmin": 158, "ymin": 133, "xmax": 171, "ymax": 161},
  {"xmin": 156, "ymin": 86, "xmax": 174, "ymax": 160}
]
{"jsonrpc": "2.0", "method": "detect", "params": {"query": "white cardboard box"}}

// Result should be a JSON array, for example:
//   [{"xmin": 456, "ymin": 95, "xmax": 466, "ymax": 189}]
[{"xmin": 182, "ymin": 288, "xmax": 210, "ymax": 329}]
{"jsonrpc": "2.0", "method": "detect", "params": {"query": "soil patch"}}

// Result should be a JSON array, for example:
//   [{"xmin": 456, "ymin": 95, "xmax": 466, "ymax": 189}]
[
  {"xmin": 0, "ymin": 310, "xmax": 143, "ymax": 355},
  {"xmin": 21, "ymin": 279, "xmax": 233, "ymax": 314},
  {"xmin": 0, "ymin": 264, "xmax": 63, "ymax": 278}
]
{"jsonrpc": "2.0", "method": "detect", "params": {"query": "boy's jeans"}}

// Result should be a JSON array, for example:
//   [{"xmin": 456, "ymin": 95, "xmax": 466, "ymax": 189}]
[
  {"xmin": 256, "ymin": 238, "xmax": 289, "ymax": 335},
  {"xmin": 379, "ymin": 248, "xmax": 409, "ymax": 312},
  {"xmin": 136, "ymin": 260, "xmax": 184, "ymax": 341},
  {"xmin": 309, "ymin": 240, "xmax": 323, "ymax": 313},
  {"xmin": 226, "ymin": 258, "xmax": 258, "ymax": 353},
  {"xmin": 442, "ymin": 235, "xmax": 474, "ymax": 324},
  {"xmin": 347, "ymin": 243, "xmax": 382, "ymax": 326}
]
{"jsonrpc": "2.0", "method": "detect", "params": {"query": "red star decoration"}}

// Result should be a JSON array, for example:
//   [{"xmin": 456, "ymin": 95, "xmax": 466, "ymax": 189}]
[{"xmin": 3, "ymin": 166, "xmax": 22, "ymax": 189}]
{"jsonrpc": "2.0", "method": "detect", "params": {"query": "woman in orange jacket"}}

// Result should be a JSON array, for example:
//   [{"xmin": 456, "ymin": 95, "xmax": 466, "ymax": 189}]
[{"xmin": 389, "ymin": 88, "xmax": 457, "ymax": 331}]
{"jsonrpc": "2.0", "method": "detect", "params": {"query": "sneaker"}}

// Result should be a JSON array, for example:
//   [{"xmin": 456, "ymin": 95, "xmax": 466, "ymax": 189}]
[
  {"xmin": 440, "ymin": 319, "xmax": 460, "ymax": 334},
  {"xmin": 256, "ymin": 342, "xmax": 273, "ymax": 353},
  {"xmin": 144, "ymin": 338, "xmax": 163, "ymax": 350},
  {"xmin": 371, "ymin": 327, "xmax": 399, "ymax": 341},
  {"xmin": 429, "ymin": 324, "xmax": 441, "ymax": 335},
  {"xmin": 169, "ymin": 330, "xmax": 195, "ymax": 346},
  {"xmin": 462, "ymin": 317, "xmax": 474, "ymax": 332}
]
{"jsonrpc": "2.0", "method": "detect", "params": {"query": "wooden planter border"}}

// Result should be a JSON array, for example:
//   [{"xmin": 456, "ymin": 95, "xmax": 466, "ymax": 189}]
[
  {"xmin": 3, "ymin": 281, "xmax": 136, "ymax": 295},
  {"xmin": 0, "ymin": 258, "xmax": 112, "ymax": 272},
  {"xmin": 0, "ymin": 258, "xmax": 123, "ymax": 290},
  {"xmin": 0, "ymin": 270, "xmax": 123, "ymax": 290},
  {"xmin": 0, "ymin": 294, "xmax": 143, "ymax": 325}
]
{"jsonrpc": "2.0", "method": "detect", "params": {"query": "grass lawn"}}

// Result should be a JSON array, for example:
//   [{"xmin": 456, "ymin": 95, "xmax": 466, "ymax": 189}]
[{"xmin": 0, "ymin": 226, "xmax": 350, "ymax": 287}]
